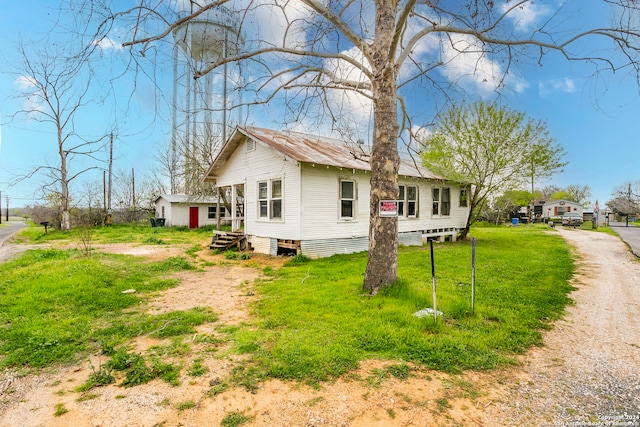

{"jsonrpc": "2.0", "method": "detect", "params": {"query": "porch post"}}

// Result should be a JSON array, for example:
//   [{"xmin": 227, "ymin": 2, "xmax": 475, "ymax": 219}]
[
  {"xmin": 231, "ymin": 185, "xmax": 238, "ymax": 232},
  {"xmin": 216, "ymin": 186, "xmax": 221, "ymax": 231}
]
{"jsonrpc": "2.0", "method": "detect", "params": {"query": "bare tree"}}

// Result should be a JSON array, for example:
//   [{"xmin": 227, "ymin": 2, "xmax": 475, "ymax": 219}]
[
  {"xmin": 540, "ymin": 184, "xmax": 593, "ymax": 206},
  {"xmin": 539, "ymin": 185, "xmax": 562, "ymax": 203},
  {"xmin": 93, "ymin": 0, "xmax": 640, "ymax": 294},
  {"xmin": 608, "ymin": 181, "xmax": 640, "ymax": 220},
  {"xmin": 12, "ymin": 42, "xmax": 108, "ymax": 231},
  {"xmin": 563, "ymin": 184, "xmax": 593, "ymax": 207}
]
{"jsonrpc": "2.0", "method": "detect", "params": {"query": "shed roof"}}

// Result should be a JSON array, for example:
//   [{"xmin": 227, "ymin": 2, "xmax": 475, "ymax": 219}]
[
  {"xmin": 543, "ymin": 199, "xmax": 583, "ymax": 207},
  {"xmin": 154, "ymin": 194, "xmax": 219, "ymax": 204},
  {"xmin": 203, "ymin": 126, "xmax": 444, "ymax": 182}
]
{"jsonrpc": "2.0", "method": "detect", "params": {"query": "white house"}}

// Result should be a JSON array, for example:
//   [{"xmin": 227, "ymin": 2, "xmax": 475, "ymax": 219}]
[
  {"xmin": 203, "ymin": 126, "xmax": 470, "ymax": 258},
  {"xmin": 541, "ymin": 199, "xmax": 583, "ymax": 220},
  {"xmin": 153, "ymin": 194, "xmax": 229, "ymax": 228}
]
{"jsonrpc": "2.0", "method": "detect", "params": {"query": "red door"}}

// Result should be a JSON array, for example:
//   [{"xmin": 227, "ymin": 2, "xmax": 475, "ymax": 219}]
[{"xmin": 189, "ymin": 207, "xmax": 199, "ymax": 229}]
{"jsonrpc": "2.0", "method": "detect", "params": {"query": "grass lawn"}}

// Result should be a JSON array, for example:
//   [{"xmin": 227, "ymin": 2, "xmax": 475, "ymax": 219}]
[
  {"xmin": 231, "ymin": 225, "xmax": 575, "ymax": 385},
  {"xmin": 17, "ymin": 222, "xmax": 218, "ymax": 246},
  {"xmin": 0, "ymin": 222, "xmax": 575, "ymax": 387},
  {"xmin": 0, "ymin": 233, "xmax": 216, "ymax": 368}
]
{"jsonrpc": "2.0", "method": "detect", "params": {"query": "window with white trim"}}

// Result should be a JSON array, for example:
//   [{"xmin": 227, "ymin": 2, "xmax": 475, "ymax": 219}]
[
  {"xmin": 258, "ymin": 182, "xmax": 268, "ymax": 218},
  {"xmin": 208, "ymin": 206, "xmax": 226, "ymax": 219},
  {"xmin": 398, "ymin": 185, "xmax": 418, "ymax": 218},
  {"xmin": 460, "ymin": 189, "xmax": 468, "ymax": 207},
  {"xmin": 258, "ymin": 179, "xmax": 283, "ymax": 220},
  {"xmin": 340, "ymin": 179, "xmax": 356, "ymax": 220},
  {"xmin": 441, "ymin": 188, "xmax": 450, "ymax": 216},
  {"xmin": 432, "ymin": 187, "xmax": 451, "ymax": 216},
  {"xmin": 271, "ymin": 180, "xmax": 282, "ymax": 219}
]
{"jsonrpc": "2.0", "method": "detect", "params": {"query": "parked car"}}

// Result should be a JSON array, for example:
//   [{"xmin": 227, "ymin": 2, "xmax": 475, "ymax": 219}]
[{"xmin": 562, "ymin": 212, "xmax": 583, "ymax": 227}]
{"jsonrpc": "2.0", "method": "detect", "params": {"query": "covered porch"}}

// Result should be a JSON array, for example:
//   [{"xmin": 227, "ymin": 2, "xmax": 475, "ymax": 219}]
[{"xmin": 214, "ymin": 183, "xmax": 245, "ymax": 232}]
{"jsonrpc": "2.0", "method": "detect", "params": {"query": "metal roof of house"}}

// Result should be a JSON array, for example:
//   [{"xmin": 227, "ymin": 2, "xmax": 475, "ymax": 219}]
[{"xmin": 203, "ymin": 126, "xmax": 444, "ymax": 182}]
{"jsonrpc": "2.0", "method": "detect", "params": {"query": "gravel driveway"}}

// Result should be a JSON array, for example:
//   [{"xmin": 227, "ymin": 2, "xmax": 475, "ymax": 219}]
[{"xmin": 487, "ymin": 227, "xmax": 640, "ymax": 426}]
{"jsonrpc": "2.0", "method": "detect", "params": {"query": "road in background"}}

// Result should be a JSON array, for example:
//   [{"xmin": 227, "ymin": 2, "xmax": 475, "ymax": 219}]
[
  {"xmin": 609, "ymin": 221, "xmax": 640, "ymax": 257},
  {"xmin": 0, "ymin": 221, "xmax": 27, "ymax": 247}
]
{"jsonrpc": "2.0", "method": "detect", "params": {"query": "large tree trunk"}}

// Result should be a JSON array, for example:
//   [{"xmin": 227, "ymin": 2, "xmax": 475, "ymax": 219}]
[{"xmin": 362, "ymin": 1, "xmax": 399, "ymax": 295}]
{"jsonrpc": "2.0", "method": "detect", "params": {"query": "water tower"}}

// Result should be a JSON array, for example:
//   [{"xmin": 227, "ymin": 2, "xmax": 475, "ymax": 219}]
[{"xmin": 171, "ymin": 4, "xmax": 242, "ymax": 194}]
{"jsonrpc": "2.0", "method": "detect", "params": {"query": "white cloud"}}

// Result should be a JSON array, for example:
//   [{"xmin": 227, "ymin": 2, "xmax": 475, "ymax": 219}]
[
  {"xmin": 439, "ymin": 34, "xmax": 529, "ymax": 95},
  {"xmin": 14, "ymin": 76, "xmax": 44, "ymax": 116},
  {"xmin": 500, "ymin": 1, "xmax": 552, "ymax": 33},
  {"xmin": 412, "ymin": 125, "xmax": 432, "ymax": 141},
  {"xmin": 538, "ymin": 77, "xmax": 576, "ymax": 97},
  {"xmin": 14, "ymin": 75, "xmax": 37, "ymax": 90},
  {"xmin": 321, "ymin": 47, "xmax": 374, "ymax": 136},
  {"xmin": 400, "ymin": 11, "xmax": 529, "ymax": 95},
  {"xmin": 93, "ymin": 37, "xmax": 123, "ymax": 50}
]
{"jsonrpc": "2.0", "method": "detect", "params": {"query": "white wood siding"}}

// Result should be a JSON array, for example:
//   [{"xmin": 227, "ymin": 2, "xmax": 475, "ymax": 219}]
[
  {"xmin": 212, "ymin": 138, "xmax": 470, "ymax": 257},
  {"xmin": 155, "ymin": 199, "xmax": 171, "ymax": 223},
  {"xmin": 395, "ymin": 179, "xmax": 468, "ymax": 233},
  {"xmin": 299, "ymin": 164, "xmax": 370, "ymax": 240},
  {"xmin": 154, "ymin": 199, "xmax": 220, "ymax": 227},
  {"xmin": 215, "ymin": 138, "xmax": 302, "ymax": 239}
]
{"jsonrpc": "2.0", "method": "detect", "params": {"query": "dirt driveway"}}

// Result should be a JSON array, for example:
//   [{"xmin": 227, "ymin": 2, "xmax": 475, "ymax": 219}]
[
  {"xmin": 484, "ymin": 227, "xmax": 640, "ymax": 425},
  {"xmin": 0, "ymin": 228, "xmax": 639, "ymax": 426}
]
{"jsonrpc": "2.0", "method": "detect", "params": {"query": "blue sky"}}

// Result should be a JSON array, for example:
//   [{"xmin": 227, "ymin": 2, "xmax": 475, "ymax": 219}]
[{"xmin": 1, "ymin": 1, "xmax": 639, "ymax": 208}]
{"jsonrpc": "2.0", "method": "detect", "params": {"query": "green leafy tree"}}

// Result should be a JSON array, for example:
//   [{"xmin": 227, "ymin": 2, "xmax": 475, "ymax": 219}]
[{"xmin": 421, "ymin": 101, "xmax": 564, "ymax": 239}]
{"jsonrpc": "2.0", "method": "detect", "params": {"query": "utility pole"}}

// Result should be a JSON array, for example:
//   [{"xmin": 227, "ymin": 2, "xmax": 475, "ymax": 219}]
[
  {"xmin": 108, "ymin": 133, "xmax": 113, "ymax": 212},
  {"xmin": 627, "ymin": 183, "xmax": 632, "ymax": 227},
  {"xmin": 103, "ymin": 170, "xmax": 107, "ymax": 212},
  {"xmin": 0, "ymin": 191, "xmax": 2, "ymax": 224},
  {"xmin": 5, "ymin": 195, "xmax": 7, "ymax": 222},
  {"xmin": 106, "ymin": 133, "xmax": 114, "ymax": 226},
  {"xmin": 132, "ymin": 168, "xmax": 136, "ymax": 210}
]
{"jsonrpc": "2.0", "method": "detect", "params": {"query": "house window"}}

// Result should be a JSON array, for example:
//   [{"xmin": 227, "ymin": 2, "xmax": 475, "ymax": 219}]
[
  {"xmin": 208, "ymin": 206, "xmax": 226, "ymax": 219},
  {"xmin": 258, "ymin": 182, "xmax": 268, "ymax": 218},
  {"xmin": 432, "ymin": 187, "xmax": 451, "ymax": 216},
  {"xmin": 340, "ymin": 179, "xmax": 356, "ymax": 220},
  {"xmin": 399, "ymin": 185, "xmax": 418, "ymax": 218},
  {"xmin": 441, "ymin": 188, "xmax": 450, "ymax": 216},
  {"xmin": 460, "ymin": 189, "xmax": 468, "ymax": 207},
  {"xmin": 271, "ymin": 179, "xmax": 282, "ymax": 219},
  {"xmin": 258, "ymin": 179, "xmax": 283, "ymax": 220},
  {"xmin": 161, "ymin": 206, "xmax": 165, "ymax": 218},
  {"xmin": 432, "ymin": 188, "xmax": 440, "ymax": 216}
]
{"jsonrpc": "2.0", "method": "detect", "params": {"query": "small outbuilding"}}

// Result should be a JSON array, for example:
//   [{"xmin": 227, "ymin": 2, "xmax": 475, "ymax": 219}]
[
  {"xmin": 541, "ymin": 199, "xmax": 584, "ymax": 221},
  {"xmin": 203, "ymin": 126, "xmax": 470, "ymax": 258},
  {"xmin": 153, "ymin": 194, "xmax": 229, "ymax": 228}
]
